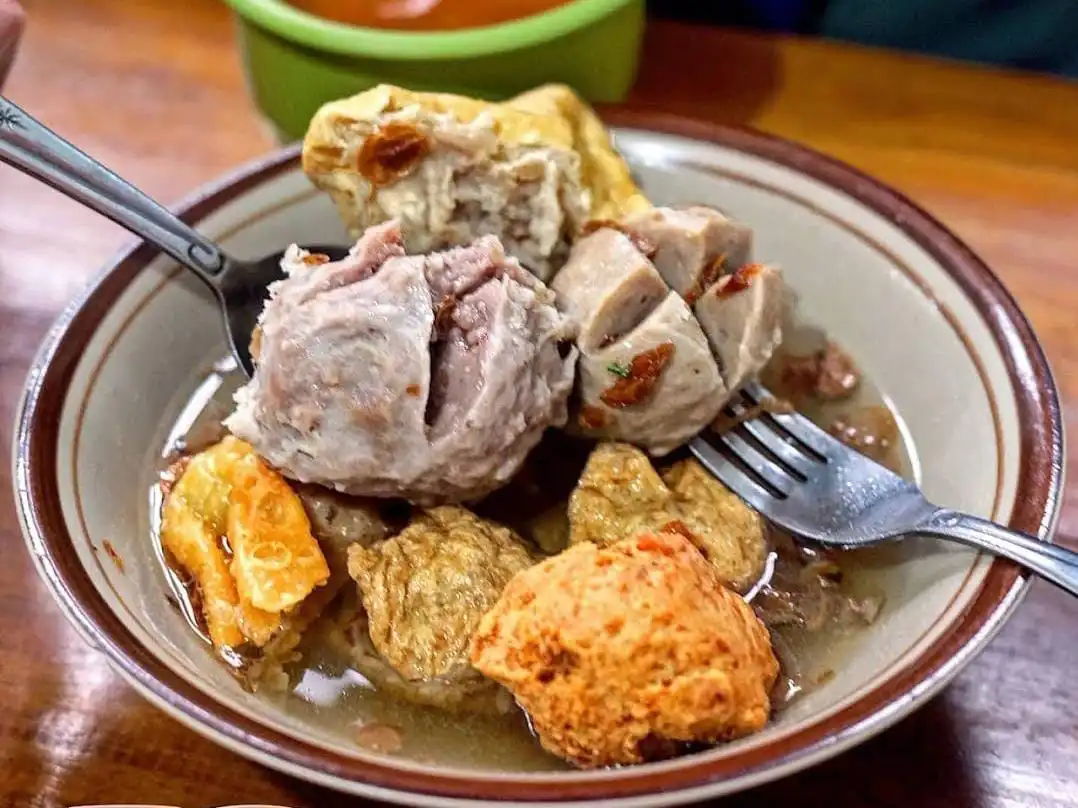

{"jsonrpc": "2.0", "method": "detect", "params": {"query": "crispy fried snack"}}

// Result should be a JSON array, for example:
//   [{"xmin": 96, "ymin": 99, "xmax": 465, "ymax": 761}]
[
  {"xmin": 471, "ymin": 531, "xmax": 779, "ymax": 768},
  {"xmin": 567, "ymin": 442, "xmax": 768, "ymax": 592},
  {"xmin": 304, "ymin": 83, "xmax": 648, "ymax": 217},
  {"xmin": 160, "ymin": 436, "xmax": 329, "ymax": 649}
]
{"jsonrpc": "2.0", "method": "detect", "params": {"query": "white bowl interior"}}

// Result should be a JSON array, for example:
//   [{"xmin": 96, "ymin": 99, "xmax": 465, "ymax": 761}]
[{"xmin": 53, "ymin": 130, "xmax": 1021, "ymax": 779}]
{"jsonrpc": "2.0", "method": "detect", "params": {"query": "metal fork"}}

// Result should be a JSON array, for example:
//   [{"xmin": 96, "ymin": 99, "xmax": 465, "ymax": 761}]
[{"xmin": 690, "ymin": 381, "xmax": 1077, "ymax": 597}]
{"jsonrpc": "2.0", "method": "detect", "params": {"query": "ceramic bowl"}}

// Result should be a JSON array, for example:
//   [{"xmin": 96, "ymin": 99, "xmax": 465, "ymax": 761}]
[
  {"xmin": 223, "ymin": 0, "xmax": 644, "ymax": 142},
  {"xmin": 14, "ymin": 111, "xmax": 1064, "ymax": 806}
]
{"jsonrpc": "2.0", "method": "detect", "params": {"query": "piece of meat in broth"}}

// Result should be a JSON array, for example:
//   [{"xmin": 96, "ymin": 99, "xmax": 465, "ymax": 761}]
[
  {"xmin": 423, "ymin": 239, "xmax": 578, "ymax": 499},
  {"xmin": 623, "ymin": 206, "xmax": 753, "ymax": 301},
  {"xmin": 622, "ymin": 205, "xmax": 783, "ymax": 394},
  {"xmin": 694, "ymin": 263, "xmax": 784, "ymax": 394},
  {"xmin": 552, "ymin": 228, "xmax": 726, "ymax": 455},
  {"xmin": 227, "ymin": 224, "xmax": 433, "ymax": 496},
  {"xmin": 228, "ymin": 223, "xmax": 577, "ymax": 504}
]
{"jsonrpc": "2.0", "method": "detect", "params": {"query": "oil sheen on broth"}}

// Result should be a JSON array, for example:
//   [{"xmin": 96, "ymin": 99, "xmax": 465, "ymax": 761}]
[
  {"xmin": 283, "ymin": 0, "xmax": 574, "ymax": 31},
  {"xmin": 150, "ymin": 351, "xmax": 909, "ymax": 771}
]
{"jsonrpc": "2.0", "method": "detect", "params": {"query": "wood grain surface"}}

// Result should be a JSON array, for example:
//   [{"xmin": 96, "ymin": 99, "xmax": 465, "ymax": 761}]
[{"xmin": 1, "ymin": 2, "xmax": 1076, "ymax": 806}]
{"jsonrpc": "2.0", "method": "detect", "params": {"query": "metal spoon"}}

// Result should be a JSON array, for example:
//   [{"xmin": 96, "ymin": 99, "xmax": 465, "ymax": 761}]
[{"xmin": 0, "ymin": 96, "xmax": 345, "ymax": 377}]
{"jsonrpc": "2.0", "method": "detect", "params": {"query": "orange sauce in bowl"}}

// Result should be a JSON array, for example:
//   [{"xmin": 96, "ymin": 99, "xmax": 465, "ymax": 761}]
[{"xmin": 284, "ymin": 0, "xmax": 577, "ymax": 31}]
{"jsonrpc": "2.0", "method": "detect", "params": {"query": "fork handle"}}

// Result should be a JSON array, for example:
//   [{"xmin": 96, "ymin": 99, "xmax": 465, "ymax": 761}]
[
  {"xmin": 925, "ymin": 510, "xmax": 1078, "ymax": 597},
  {"xmin": 0, "ymin": 95, "xmax": 227, "ymax": 283}
]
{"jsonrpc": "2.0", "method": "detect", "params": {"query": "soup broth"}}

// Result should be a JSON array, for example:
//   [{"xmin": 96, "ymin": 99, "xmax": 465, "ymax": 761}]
[
  {"xmin": 284, "ymin": 0, "xmax": 575, "ymax": 31},
  {"xmin": 149, "ymin": 344, "xmax": 913, "ymax": 771}
]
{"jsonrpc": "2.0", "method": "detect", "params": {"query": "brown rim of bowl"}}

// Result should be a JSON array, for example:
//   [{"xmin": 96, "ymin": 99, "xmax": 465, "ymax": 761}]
[{"xmin": 15, "ymin": 110, "xmax": 1064, "ymax": 803}]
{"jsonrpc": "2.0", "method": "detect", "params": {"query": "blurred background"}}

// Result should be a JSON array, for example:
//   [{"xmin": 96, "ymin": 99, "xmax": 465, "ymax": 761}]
[{"xmin": 655, "ymin": 0, "xmax": 1078, "ymax": 78}]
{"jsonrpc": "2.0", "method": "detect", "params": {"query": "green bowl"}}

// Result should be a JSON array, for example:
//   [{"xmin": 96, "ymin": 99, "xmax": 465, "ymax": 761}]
[{"xmin": 223, "ymin": 0, "xmax": 645, "ymax": 143}]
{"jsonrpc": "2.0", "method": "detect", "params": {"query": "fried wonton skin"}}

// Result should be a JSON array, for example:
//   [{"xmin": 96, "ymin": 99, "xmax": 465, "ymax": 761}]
[{"xmin": 160, "ymin": 436, "xmax": 330, "ymax": 650}]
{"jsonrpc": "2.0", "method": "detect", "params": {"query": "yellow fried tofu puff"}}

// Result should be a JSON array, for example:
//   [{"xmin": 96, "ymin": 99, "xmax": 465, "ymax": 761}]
[
  {"xmin": 567, "ymin": 442, "xmax": 768, "ymax": 593},
  {"xmin": 301, "ymin": 83, "xmax": 649, "ymax": 282},
  {"xmin": 160, "ymin": 436, "xmax": 330, "ymax": 651}
]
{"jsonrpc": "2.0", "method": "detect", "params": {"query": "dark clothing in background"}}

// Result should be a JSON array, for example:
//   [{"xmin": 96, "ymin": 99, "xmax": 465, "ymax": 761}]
[{"xmin": 651, "ymin": 0, "xmax": 1078, "ymax": 79}]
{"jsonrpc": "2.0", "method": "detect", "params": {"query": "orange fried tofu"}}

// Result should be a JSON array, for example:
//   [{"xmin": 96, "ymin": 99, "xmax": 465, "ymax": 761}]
[
  {"xmin": 470, "ymin": 531, "xmax": 779, "ymax": 769},
  {"xmin": 160, "ymin": 436, "xmax": 329, "ymax": 649}
]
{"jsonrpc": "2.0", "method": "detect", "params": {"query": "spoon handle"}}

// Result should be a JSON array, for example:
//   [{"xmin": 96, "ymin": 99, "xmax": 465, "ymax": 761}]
[
  {"xmin": 0, "ymin": 95, "xmax": 227, "ymax": 283},
  {"xmin": 925, "ymin": 510, "xmax": 1078, "ymax": 597}
]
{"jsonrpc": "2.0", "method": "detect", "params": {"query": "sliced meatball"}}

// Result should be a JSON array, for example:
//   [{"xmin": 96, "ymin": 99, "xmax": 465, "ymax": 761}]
[
  {"xmin": 574, "ymin": 294, "xmax": 727, "ymax": 454},
  {"xmin": 551, "ymin": 227, "xmax": 668, "ymax": 352},
  {"xmin": 623, "ymin": 206, "xmax": 753, "ymax": 300},
  {"xmin": 617, "ymin": 205, "xmax": 783, "ymax": 395},
  {"xmin": 553, "ymin": 228, "xmax": 727, "ymax": 455},
  {"xmin": 470, "ymin": 531, "xmax": 779, "ymax": 768},
  {"xmin": 694, "ymin": 263, "xmax": 784, "ymax": 393},
  {"xmin": 346, "ymin": 507, "xmax": 536, "ymax": 712},
  {"xmin": 567, "ymin": 442, "xmax": 767, "ymax": 593}
]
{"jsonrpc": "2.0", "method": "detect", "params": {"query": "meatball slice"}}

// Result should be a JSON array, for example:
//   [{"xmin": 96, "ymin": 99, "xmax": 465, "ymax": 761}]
[
  {"xmin": 694, "ymin": 263, "xmax": 784, "ymax": 394},
  {"xmin": 346, "ymin": 507, "xmax": 535, "ymax": 712},
  {"xmin": 470, "ymin": 532, "xmax": 779, "ymax": 768},
  {"xmin": 553, "ymin": 228, "xmax": 727, "ymax": 455},
  {"xmin": 622, "ymin": 205, "xmax": 753, "ymax": 300}
]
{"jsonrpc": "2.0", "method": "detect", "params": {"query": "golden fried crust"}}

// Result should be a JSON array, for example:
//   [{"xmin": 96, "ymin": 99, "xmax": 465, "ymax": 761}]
[
  {"xmin": 302, "ymin": 83, "xmax": 648, "ymax": 220},
  {"xmin": 227, "ymin": 452, "xmax": 331, "ymax": 613},
  {"xmin": 160, "ymin": 437, "xmax": 329, "ymax": 650},
  {"xmin": 506, "ymin": 84, "xmax": 650, "ymax": 219},
  {"xmin": 303, "ymin": 84, "xmax": 571, "ymax": 176},
  {"xmin": 567, "ymin": 443, "xmax": 767, "ymax": 592},
  {"xmin": 347, "ymin": 506, "xmax": 535, "ymax": 683},
  {"xmin": 566, "ymin": 441, "xmax": 675, "ymax": 548},
  {"xmin": 470, "ymin": 532, "xmax": 779, "ymax": 768},
  {"xmin": 661, "ymin": 459, "xmax": 769, "ymax": 593},
  {"xmin": 161, "ymin": 489, "xmax": 255, "ymax": 649}
]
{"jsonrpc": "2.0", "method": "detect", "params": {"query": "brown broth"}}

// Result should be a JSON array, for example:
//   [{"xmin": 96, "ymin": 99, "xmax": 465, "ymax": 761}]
[
  {"xmin": 149, "ymin": 345, "xmax": 914, "ymax": 770},
  {"xmin": 284, "ymin": 0, "xmax": 574, "ymax": 31}
]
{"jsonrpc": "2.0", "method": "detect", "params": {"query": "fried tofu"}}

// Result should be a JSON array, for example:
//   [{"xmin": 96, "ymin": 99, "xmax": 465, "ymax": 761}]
[
  {"xmin": 567, "ymin": 442, "xmax": 768, "ymax": 592},
  {"xmin": 661, "ymin": 458, "xmax": 770, "ymax": 593},
  {"xmin": 346, "ymin": 506, "xmax": 535, "ymax": 711},
  {"xmin": 302, "ymin": 83, "xmax": 648, "ymax": 281},
  {"xmin": 160, "ymin": 437, "xmax": 330, "ymax": 650}
]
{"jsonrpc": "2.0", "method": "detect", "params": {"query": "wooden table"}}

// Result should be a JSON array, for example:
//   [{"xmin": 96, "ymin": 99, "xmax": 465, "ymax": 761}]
[{"xmin": 2, "ymin": 2, "xmax": 1076, "ymax": 806}]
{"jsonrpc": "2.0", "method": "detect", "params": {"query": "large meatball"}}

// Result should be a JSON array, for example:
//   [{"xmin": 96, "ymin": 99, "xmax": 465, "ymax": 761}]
[
  {"xmin": 346, "ymin": 506, "xmax": 536, "ymax": 713},
  {"xmin": 470, "ymin": 531, "xmax": 779, "ymax": 768},
  {"xmin": 225, "ymin": 221, "xmax": 577, "ymax": 505}
]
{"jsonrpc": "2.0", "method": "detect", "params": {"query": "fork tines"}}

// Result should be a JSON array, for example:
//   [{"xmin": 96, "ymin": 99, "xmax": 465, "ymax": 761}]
[{"xmin": 691, "ymin": 382, "xmax": 832, "ymax": 507}]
